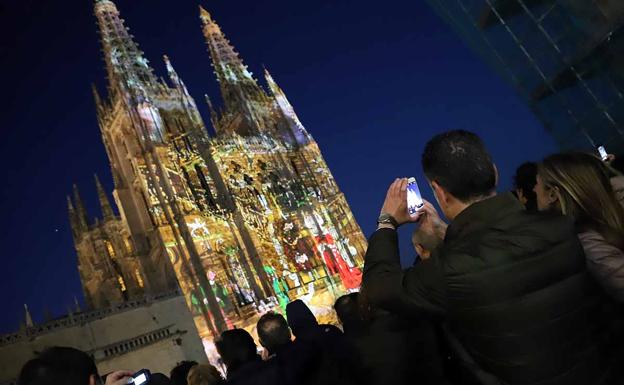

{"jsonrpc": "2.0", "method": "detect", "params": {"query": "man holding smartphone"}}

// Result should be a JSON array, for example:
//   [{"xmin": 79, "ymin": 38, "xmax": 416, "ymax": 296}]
[{"xmin": 363, "ymin": 130, "xmax": 616, "ymax": 385}]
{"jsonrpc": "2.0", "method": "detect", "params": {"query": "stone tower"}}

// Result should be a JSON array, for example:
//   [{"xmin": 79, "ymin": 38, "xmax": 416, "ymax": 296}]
[
  {"xmin": 73, "ymin": 0, "xmax": 367, "ymax": 338},
  {"xmin": 68, "ymin": 176, "xmax": 178, "ymax": 309}
]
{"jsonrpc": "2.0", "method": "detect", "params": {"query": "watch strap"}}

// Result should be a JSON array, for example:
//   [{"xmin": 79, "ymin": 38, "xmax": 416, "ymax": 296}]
[{"xmin": 377, "ymin": 213, "xmax": 399, "ymax": 228}]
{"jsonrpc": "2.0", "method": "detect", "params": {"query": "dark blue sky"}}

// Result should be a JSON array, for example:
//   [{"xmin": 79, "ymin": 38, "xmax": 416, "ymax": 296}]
[{"xmin": 0, "ymin": 0, "xmax": 557, "ymax": 333}]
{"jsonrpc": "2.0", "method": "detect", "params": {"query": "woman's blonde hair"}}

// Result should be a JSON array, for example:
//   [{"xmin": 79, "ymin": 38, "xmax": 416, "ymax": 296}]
[
  {"xmin": 539, "ymin": 152, "xmax": 624, "ymax": 249},
  {"xmin": 186, "ymin": 364, "xmax": 223, "ymax": 385}
]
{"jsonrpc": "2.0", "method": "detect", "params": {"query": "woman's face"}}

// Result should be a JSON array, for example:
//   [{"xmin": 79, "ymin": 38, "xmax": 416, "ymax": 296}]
[{"xmin": 534, "ymin": 173, "xmax": 558, "ymax": 212}]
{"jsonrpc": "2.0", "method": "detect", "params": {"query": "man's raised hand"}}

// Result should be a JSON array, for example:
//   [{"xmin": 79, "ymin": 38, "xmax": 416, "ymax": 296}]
[{"xmin": 380, "ymin": 178, "xmax": 422, "ymax": 226}]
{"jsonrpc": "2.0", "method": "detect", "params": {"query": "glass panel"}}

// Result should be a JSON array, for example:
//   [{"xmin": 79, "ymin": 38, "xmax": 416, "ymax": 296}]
[{"xmin": 585, "ymin": 76, "xmax": 620, "ymax": 107}]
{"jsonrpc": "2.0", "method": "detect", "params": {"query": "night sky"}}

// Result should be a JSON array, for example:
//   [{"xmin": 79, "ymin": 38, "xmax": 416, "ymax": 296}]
[{"xmin": 0, "ymin": 0, "xmax": 557, "ymax": 333}]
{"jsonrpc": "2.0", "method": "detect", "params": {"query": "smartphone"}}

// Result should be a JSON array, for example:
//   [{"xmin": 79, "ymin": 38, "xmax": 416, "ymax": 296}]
[
  {"xmin": 407, "ymin": 177, "xmax": 424, "ymax": 217},
  {"xmin": 598, "ymin": 145, "xmax": 608, "ymax": 161},
  {"xmin": 127, "ymin": 369, "xmax": 151, "ymax": 385}
]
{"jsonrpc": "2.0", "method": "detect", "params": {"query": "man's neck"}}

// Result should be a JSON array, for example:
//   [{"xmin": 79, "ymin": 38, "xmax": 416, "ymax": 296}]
[{"xmin": 449, "ymin": 192, "xmax": 497, "ymax": 221}]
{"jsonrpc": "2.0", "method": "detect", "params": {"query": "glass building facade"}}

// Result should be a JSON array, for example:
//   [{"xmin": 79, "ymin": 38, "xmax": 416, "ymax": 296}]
[{"xmin": 426, "ymin": 0, "xmax": 624, "ymax": 153}]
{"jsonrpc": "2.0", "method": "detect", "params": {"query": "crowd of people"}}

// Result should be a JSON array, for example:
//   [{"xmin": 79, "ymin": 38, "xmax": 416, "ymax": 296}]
[{"xmin": 17, "ymin": 130, "xmax": 624, "ymax": 385}]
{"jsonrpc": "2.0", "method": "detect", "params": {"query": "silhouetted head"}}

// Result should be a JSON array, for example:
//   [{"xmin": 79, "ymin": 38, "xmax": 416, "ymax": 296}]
[
  {"xmin": 18, "ymin": 346, "xmax": 99, "ymax": 385},
  {"xmin": 257, "ymin": 312, "xmax": 291, "ymax": 354},
  {"xmin": 170, "ymin": 361, "xmax": 198, "ymax": 385},
  {"xmin": 285, "ymin": 300, "xmax": 318, "ymax": 338},
  {"xmin": 513, "ymin": 162, "xmax": 538, "ymax": 211},
  {"xmin": 334, "ymin": 293, "xmax": 362, "ymax": 332},
  {"xmin": 411, "ymin": 228, "xmax": 440, "ymax": 260},
  {"xmin": 215, "ymin": 329, "xmax": 258, "ymax": 373},
  {"xmin": 186, "ymin": 364, "xmax": 223, "ymax": 385},
  {"xmin": 422, "ymin": 130, "xmax": 497, "ymax": 220}
]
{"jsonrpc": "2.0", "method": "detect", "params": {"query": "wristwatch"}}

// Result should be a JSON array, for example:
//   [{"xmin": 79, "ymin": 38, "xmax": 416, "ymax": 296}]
[{"xmin": 377, "ymin": 213, "xmax": 399, "ymax": 228}]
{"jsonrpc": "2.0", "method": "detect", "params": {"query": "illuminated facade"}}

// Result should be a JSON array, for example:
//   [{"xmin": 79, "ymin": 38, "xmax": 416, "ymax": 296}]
[{"xmin": 69, "ymin": 0, "xmax": 366, "ymax": 339}]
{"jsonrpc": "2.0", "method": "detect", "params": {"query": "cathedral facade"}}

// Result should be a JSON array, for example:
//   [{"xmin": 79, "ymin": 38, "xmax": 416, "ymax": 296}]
[{"xmin": 70, "ymin": 0, "xmax": 366, "ymax": 339}]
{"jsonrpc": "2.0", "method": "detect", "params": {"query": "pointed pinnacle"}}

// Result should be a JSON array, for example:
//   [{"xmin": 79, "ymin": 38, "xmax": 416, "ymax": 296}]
[
  {"xmin": 24, "ymin": 304, "xmax": 34, "ymax": 327},
  {"xmin": 199, "ymin": 5, "xmax": 212, "ymax": 23},
  {"xmin": 204, "ymin": 94, "xmax": 213, "ymax": 108},
  {"xmin": 67, "ymin": 195, "xmax": 75, "ymax": 211},
  {"xmin": 94, "ymin": 174, "xmax": 104, "ymax": 191},
  {"xmin": 163, "ymin": 54, "xmax": 177, "ymax": 76},
  {"xmin": 163, "ymin": 54, "xmax": 174, "ymax": 70},
  {"xmin": 91, "ymin": 83, "xmax": 102, "ymax": 103},
  {"xmin": 74, "ymin": 296, "xmax": 81, "ymax": 312},
  {"xmin": 264, "ymin": 67, "xmax": 275, "ymax": 83},
  {"xmin": 94, "ymin": 174, "xmax": 114, "ymax": 220},
  {"xmin": 72, "ymin": 184, "xmax": 89, "ymax": 226}
]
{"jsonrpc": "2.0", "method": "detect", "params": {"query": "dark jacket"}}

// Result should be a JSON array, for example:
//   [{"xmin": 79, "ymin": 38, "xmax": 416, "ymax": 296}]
[
  {"xmin": 285, "ymin": 300, "xmax": 361, "ymax": 385},
  {"xmin": 265, "ymin": 341, "xmax": 323, "ymax": 385},
  {"xmin": 225, "ymin": 357, "xmax": 278, "ymax": 385},
  {"xmin": 363, "ymin": 193, "xmax": 614, "ymax": 385},
  {"xmin": 344, "ymin": 309, "xmax": 448, "ymax": 385}
]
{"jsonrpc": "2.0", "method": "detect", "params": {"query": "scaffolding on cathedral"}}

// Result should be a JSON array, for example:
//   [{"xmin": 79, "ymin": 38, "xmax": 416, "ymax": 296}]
[{"xmin": 68, "ymin": 0, "xmax": 367, "ymax": 348}]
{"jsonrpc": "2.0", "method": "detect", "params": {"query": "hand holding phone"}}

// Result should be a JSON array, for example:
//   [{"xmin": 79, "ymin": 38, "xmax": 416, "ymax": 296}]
[
  {"xmin": 104, "ymin": 371, "xmax": 134, "ymax": 385},
  {"xmin": 598, "ymin": 145, "xmax": 608, "ymax": 161},
  {"xmin": 407, "ymin": 177, "xmax": 424, "ymax": 217},
  {"xmin": 127, "ymin": 370, "xmax": 151, "ymax": 385}
]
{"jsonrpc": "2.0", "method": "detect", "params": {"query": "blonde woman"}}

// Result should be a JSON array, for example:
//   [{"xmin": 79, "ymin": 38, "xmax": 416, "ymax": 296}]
[
  {"xmin": 186, "ymin": 364, "xmax": 223, "ymax": 385},
  {"xmin": 535, "ymin": 152, "xmax": 624, "ymax": 302}
]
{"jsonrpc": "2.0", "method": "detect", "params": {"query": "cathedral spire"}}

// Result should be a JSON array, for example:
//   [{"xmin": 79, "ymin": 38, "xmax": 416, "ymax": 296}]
[
  {"xmin": 73, "ymin": 184, "xmax": 89, "ymax": 230},
  {"xmin": 91, "ymin": 83, "xmax": 106, "ymax": 123},
  {"xmin": 94, "ymin": 0, "xmax": 158, "ymax": 96},
  {"xmin": 163, "ymin": 54, "xmax": 196, "ymax": 109},
  {"xmin": 264, "ymin": 68, "xmax": 311, "ymax": 145},
  {"xmin": 199, "ymin": 6, "xmax": 266, "ymax": 114},
  {"xmin": 92, "ymin": 83, "xmax": 103, "ymax": 112},
  {"xmin": 205, "ymin": 94, "xmax": 220, "ymax": 130},
  {"xmin": 95, "ymin": 174, "xmax": 114, "ymax": 221},
  {"xmin": 67, "ymin": 195, "xmax": 82, "ymax": 240},
  {"xmin": 163, "ymin": 55, "xmax": 181, "ymax": 88}
]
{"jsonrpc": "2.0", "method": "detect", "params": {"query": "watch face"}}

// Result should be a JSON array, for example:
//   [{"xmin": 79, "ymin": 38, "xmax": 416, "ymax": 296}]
[{"xmin": 378, "ymin": 213, "xmax": 391, "ymax": 222}]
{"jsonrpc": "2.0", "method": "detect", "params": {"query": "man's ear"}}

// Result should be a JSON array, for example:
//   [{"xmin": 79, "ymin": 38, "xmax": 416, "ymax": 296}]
[
  {"xmin": 516, "ymin": 189, "xmax": 527, "ymax": 205},
  {"xmin": 89, "ymin": 374, "xmax": 97, "ymax": 385},
  {"xmin": 431, "ymin": 181, "xmax": 447, "ymax": 205},
  {"xmin": 415, "ymin": 244, "xmax": 431, "ymax": 260}
]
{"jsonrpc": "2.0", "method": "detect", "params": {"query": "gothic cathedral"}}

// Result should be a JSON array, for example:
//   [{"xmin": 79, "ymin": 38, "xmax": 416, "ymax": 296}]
[{"xmin": 68, "ymin": 0, "xmax": 366, "ymax": 338}]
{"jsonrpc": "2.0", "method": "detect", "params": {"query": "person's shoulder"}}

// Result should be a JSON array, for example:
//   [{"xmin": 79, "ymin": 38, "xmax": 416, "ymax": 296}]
[
  {"xmin": 506, "ymin": 209, "xmax": 577, "ymax": 240},
  {"xmin": 579, "ymin": 229, "xmax": 624, "ymax": 257},
  {"xmin": 578, "ymin": 229, "xmax": 605, "ymax": 242}
]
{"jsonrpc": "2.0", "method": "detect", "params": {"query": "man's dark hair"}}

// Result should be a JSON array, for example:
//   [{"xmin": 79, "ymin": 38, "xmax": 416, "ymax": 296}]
[
  {"xmin": 257, "ymin": 312, "xmax": 291, "ymax": 354},
  {"xmin": 513, "ymin": 162, "xmax": 538, "ymax": 211},
  {"xmin": 170, "ymin": 361, "xmax": 197, "ymax": 385},
  {"xmin": 334, "ymin": 293, "xmax": 361, "ymax": 328},
  {"xmin": 215, "ymin": 329, "xmax": 258, "ymax": 372},
  {"xmin": 422, "ymin": 130, "xmax": 496, "ymax": 202},
  {"xmin": 18, "ymin": 346, "xmax": 98, "ymax": 385}
]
